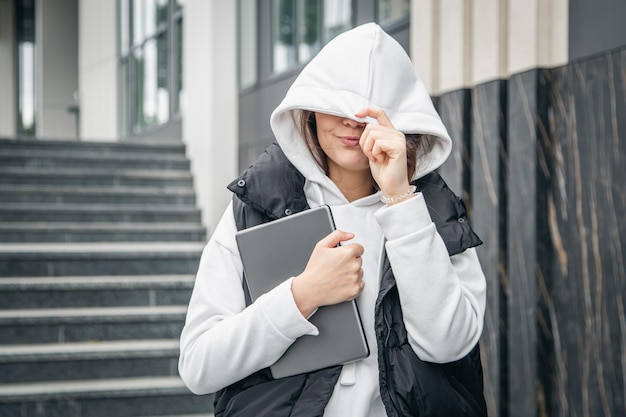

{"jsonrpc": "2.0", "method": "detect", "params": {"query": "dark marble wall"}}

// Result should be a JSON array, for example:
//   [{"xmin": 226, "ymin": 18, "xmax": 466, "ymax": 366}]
[
  {"xmin": 506, "ymin": 68, "xmax": 553, "ymax": 417},
  {"xmin": 470, "ymin": 79, "xmax": 508, "ymax": 417},
  {"xmin": 538, "ymin": 49, "xmax": 626, "ymax": 417},
  {"xmin": 438, "ymin": 89, "xmax": 472, "ymax": 206},
  {"xmin": 436, "ymin": 47, "xmax": 626, "ymax": 417}
]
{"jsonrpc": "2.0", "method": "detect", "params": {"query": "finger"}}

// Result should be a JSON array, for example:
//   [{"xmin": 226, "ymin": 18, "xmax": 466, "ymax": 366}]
[
  {"xmin": 371, "ymin": 138, "xmax": 398, "ymax": 159},
  {"xmin": 343, "ymin": 243, "xmax": 365, "ymax": 258},
  {"xmin": 354, "ymin": 107, "xmax": 395, "ymax": 128},
  {"xmin": 319, "ymin": 230, "xmax": 354, "ymax": 248},
  {"xmin": 359, "ymin": 135, "xmax": 375, "ymax": 162},
  {"xmin": 371, "ymin": 142, "xmax": 386, "ymax": 162},
  {"xmin": 367, "ymin": 136, "xmax": 394, "ymax": 163},
  {"xmin": 348, "ymin": 275, "xmax": 365, "ymax": 300},
  {"xmin": 359, "ymin": 130, "xmax": 376, "ymax": 162}
]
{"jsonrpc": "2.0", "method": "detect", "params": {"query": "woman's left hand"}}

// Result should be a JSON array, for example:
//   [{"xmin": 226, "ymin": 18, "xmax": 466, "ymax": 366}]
[{"xmin": 355, "ymin": 107, "xmax": 411, "ymax": 198}]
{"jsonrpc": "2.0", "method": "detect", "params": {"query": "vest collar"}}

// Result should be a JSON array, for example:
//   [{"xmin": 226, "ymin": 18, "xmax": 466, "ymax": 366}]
[{"xmin": 227, "ymin": 143, "xmax": 309, "ymax": 220}]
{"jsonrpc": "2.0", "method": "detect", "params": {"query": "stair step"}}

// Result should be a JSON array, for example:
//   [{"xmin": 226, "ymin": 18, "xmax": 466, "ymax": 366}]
[
  {"xmin": 141, "ymin": 415, "xmax": 211, "ymax": 417},
  {"xmin": 0, "ymin": 304, "xmax": 188, "ymax": 321},
  {"xmin": 56, "ymin": 414, "xmax": 212, "ymax": 417},
  {"xmin": 0, "ymin": 275, "xmax": 195, "ymax": 309},
  {"xmin": 0, "ymin": 222, "xmax": 207, "ymax": 243},
  {"xmin": 0, "ymin": 306, "xmax": 188, "ymax": 345},
  {"xmin": 0, "ymin": 138, "xmax": 211, "ymax": 417},
  {"xmin": 0, "ymin": 137, "xmax": 187, "ymax": 156},
  {"xmin": 0, "ymin": 375, "xmax": 189, "ymax": 400},
  {"xmin": 0, "ymin": 204, "xmax": 202, "ymax": 223},
  {"xmin": 0, "ymin": 242, "xmax": 204, "ymax": 277},
  {"xmin": 0, "ymin": 167, "xmax": 193, "ymax": 187},
  {"xmin": 0, "ymin": 376, "xmax": 213, "ymax": 417},
  {"xmin": 0, "ymin": 339, "xmax": 179, "ymax": 384},
  {"xmin": 0, "ymin": 152, "xmax": 190, "ymax": 171},
  {"xmin": 0, "ymin": 274, "xmax": 195, "ymax": 288},
  {"xmin": 0, "ymin": 184, "xmax": 196, "ymax": 205},
  {"xmin": 0, "ymin": 147, "xmax": 188, "ymax": 161}
]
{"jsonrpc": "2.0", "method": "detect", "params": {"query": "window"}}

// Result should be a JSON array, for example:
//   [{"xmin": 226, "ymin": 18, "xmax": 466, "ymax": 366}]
[
  {"xmin": 323, "ymin": 0, "xmax": 352, "ymax": 42},
  {"xmin": 377, "ymin": 0, "xmax": 410, "ymax": 27},
  {"xmin": 238, "ymin": 0, "xmax": 258, "ymax": 89},
  {"xmin": 174, "ymin": 1, "xmax": 183, "ymax": 114},
  {"xmin": 16, "ymin": 0, "xmax": 36, "ymax": 136},
  {"xmin": 272, "ymin": 0, "xmax": 297, "ymax": 73},
  {"xmin": 119, "ymin": 0, "xmax": 184, "ymax": 136},
  {"xmin": 271, "ymin": 0, "xmax": 352, "ymax": 74}
]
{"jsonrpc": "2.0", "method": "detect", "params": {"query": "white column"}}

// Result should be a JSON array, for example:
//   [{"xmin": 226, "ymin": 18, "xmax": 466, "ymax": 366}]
[
  {"xmin": 537, "ymin": 0, "xmax": 568, "ymax": 68},
  {"xmin": 438, "ymin": 0, "xmax": 473, "ymax": 93},
  {"xmin": 183, "ymin": 0, "xmax": 238, "ymax": 231},
  {"xmin": 508, "ymin": 0, "xmax": 539, "ymax": 73},
  {"xmin": 411, "ymin": 0, "xmax": 439, "ymax": 94},
  {"xmin": 472, "ymin": 0, "xmax": 508, "ymax": 84},
  {"xmin": 78, "ymin": 0, "xmax": 119, "ymax": 141},
  {"xmin": 411, "ymin": 0, "xmax": 569, "ymax": 95},
  {"xmin": 508, "ymin": 0, "xmax": 568, "ymax": 74},
  {"xmin": 0, "ymin": 0, "xmax": 16, "ymax": 137}
]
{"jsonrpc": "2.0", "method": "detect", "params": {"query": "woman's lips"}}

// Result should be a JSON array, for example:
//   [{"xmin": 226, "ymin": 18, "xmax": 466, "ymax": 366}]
[{"xmin": 338, "ymin": 136, "xmax": 361, "ymax": 147}]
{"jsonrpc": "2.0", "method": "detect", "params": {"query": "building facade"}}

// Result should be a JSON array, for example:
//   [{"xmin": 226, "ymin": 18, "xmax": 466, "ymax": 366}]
[{"xmin": 0, "ymin": 1, "xmax": 625, "ymax": 416}]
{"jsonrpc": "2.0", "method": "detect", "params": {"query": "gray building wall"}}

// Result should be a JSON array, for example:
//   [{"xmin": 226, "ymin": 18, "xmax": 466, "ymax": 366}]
[{"xmin": 569, "ymin": 0, "xmax": 626, "ymax": 61}]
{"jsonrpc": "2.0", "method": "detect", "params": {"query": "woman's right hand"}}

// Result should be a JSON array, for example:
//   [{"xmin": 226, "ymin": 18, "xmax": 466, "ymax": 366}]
[{"xmin": 291, "ymin": 230, "xmax": 365, "ymax": 318}]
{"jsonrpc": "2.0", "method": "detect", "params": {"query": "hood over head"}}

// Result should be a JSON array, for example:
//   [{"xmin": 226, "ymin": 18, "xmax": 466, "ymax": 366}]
[{"xmin": 270, "ymin": 22, "xmax": 452, "ymax": 194}]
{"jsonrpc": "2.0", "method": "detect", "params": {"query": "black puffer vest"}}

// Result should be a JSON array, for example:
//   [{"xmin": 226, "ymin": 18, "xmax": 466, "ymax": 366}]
[{"xmin": 215, "ymin": 144, "xmax": 488, "ymax": 417}]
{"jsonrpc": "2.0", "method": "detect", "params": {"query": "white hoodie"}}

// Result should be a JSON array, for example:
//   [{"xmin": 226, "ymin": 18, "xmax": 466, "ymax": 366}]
[{"xmin": 179, "ymin": 23, "xmax": 486, "ymax": 417}]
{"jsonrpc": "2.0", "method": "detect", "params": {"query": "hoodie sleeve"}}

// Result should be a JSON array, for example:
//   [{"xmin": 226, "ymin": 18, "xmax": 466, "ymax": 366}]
[
  {"xmin": 178, "ymin": 202, "xmax": 318, "ymax": 394},
  {"xmin": 375, "ymin": 193, "xmax": 486, "ymax": 363}
]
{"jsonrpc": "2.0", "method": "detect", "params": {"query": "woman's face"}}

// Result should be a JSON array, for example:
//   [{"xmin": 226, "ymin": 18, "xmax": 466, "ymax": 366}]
[{"xmin": 314, "ymin": 112, "xmax": 369, "ymax": 177}]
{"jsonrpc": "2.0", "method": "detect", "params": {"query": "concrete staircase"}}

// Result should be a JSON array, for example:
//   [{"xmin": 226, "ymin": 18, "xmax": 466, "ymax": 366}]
[{"xmin": 0, "ymin": 138, "xmax": 213, "ymax": 417}]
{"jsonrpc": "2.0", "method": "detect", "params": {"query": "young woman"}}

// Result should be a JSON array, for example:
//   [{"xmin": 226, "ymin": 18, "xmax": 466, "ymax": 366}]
[{"xmin": 179, "ymin": 23, "xmax": 488, "ymax": 417}]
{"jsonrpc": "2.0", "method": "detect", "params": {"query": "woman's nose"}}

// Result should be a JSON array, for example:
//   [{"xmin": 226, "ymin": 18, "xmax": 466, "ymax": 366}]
[{"xmin": 343, "ymin": 118, "xmax": 365, "ymax": 128}]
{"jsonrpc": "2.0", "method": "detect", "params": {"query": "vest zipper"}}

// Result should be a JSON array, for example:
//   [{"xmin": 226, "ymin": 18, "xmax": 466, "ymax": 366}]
[
  {"xmin": 382, "ymin": 312, "xmax": 402, "ymax": 417},
  {"xmin": 379, "ymin": 245, "xmax": 403, "ymax": 416}
]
